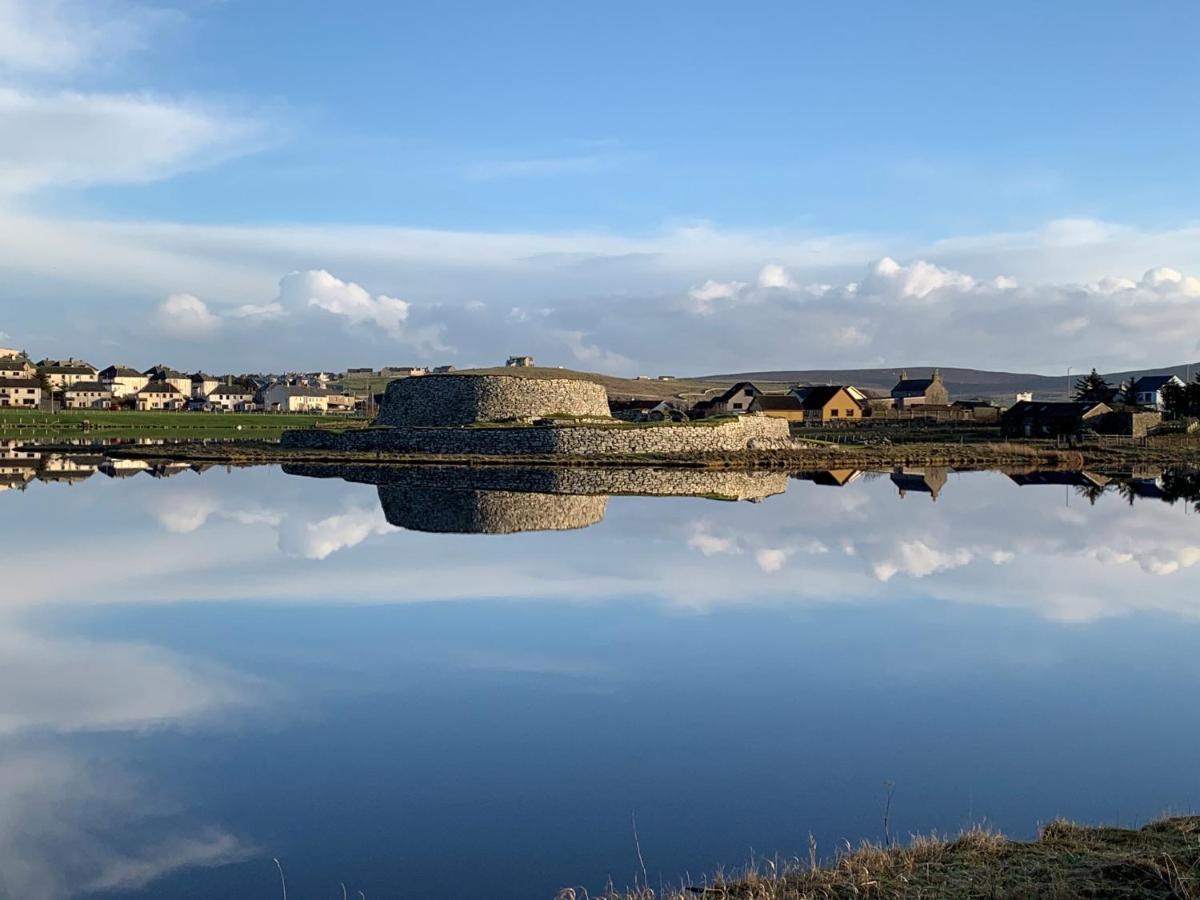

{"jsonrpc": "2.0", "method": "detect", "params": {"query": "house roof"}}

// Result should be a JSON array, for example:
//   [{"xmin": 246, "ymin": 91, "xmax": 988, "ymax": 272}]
[
  {"xmin": 1003, "ymin": 400, "xmax": 1109, "ymax": 419},
  {"xmin": 892, "ymin": 377, "xmax": 935, "ymax": 394},
  {"xmin": 609, "ymin": 399, "xmax": 659, "ymax": 411},
  {"xmin": 38, "ymin": 361, "xmax": 96, "ymax": 374},
  {"xmin": 714, "ymin": 381, "xmax": 759, "ymax": 403},
  {"xmin": 138, "ymin": 382, "xmax": 183, "ymax": 395},
  {"xmin": 265, "ymin": 385, "xmax": 327, "ymax": 398},
  {"xmin": 101, "ymin": 365, "xmax": 144, "ymax": 377},
  {"xmin": 799, "ymin": 385, "xmax": 857, "ymax": 410},
  {"xmin": 0, "ymin": 378, "xmax": 41, "ymax": 388},
  {"xmin": 753, "ymin": 394, "xmax": 805, "ymax": 411},
  {"xmin": 1132, "ymin": 375, "xmax": 1182, "ymax": 392},
  {"xmin": 191, "ymin": 372, "xmax": 217, "ymax": 382},
  {"xmin": 209, "ymin": 384, "xmax": 253, "ymax": 396},
  {"xmin": 63, "ymin": 381, "xmax": 110, "ymax": 393}
]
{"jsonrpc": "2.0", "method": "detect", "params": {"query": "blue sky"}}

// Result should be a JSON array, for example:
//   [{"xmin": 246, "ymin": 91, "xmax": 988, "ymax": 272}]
[{"xmin": 3, "ymin": 1, "xmax": 1200, "ymax": 373}]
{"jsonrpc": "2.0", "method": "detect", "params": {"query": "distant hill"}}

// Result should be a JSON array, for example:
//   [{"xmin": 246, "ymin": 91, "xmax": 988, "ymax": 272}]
[{"xmin": 702, "ymin": 363, "xmax": 1200, "ymax": 402}]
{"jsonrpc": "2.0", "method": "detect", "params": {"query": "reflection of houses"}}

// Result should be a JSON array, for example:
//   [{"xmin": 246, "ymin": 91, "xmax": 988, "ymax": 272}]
[
  {"xmin": 0, "ymin": 442, "xmax": 40, "ymax": 491},
  {"xmin": 794, "ymin": 469, "xmax": 863, "ymax": 487},
  {"xmin": 1007, "ymin": 470, "xmax": 1111, "ymax": 488},
  {"xmin": 62, "ymin": 381, "xmax": 113, "ymax": 409},
  {"xmin": 37, "ymin": 453, "xmax": 102, "ymax": 484},
  {"xmin": 148, "ymin": 461, "xmax": 194, "ymax": 478},
  {"xmin": 891, "ymin": 369, "xmax": 950, "ymax": 410},
  {"xmin": 99, "ymin": 458, "xmax": 153, "ymax": 478},
  {"xmin": 890, "ymin": 466, "xmax": 948, "ymax": 500},
  {"xmin": 1000, "ymin": 400, "xmax": 1110, "ymax": 438},
  {"xmin": 0, "ymin": 377, "xmax": 42, "ymax": 408}
]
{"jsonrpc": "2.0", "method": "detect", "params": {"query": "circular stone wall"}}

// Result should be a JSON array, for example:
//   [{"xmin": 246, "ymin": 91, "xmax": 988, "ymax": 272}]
[{"xmin": 375, "ymin": 374, "xmax": 611, "ymax": 427}]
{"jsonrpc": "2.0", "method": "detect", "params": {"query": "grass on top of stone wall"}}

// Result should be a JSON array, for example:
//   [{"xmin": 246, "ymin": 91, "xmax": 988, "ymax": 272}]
[{"xmin": 462, "ymin": 415, "xmax": 743, "ymax": 429}]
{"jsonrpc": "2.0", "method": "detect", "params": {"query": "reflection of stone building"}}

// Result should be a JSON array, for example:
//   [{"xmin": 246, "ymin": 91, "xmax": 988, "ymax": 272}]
[
  {"xmin": 282, "ymin": 465, "xmax": 790, "ymax": 534},
  {"xmin": 378, "ymin": 486, "xmax": 607, "ymax": 534},
  {"xmin": 890, "ymin": 466, "xmax": 948, "ymax": 501}
]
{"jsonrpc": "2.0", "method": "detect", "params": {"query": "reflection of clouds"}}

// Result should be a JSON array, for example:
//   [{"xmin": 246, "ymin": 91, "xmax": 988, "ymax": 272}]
[
  {"xmin": 153, "ymin": 487, "xmax": 281, "ymax": 534},
  {"xmin": 6, "ymin": 466, "xmax": 1200, "ymax": 623},
  {"xmin": 0, "ymin": 625, "xmax": 262, "ymax": 897},
  {"xmin": 0, "ymin": 750, "xmax": 252, "ymax": 899},
  {"xmin": 277, "ymin": 504, "xmax": 391, "ymax": 560}
]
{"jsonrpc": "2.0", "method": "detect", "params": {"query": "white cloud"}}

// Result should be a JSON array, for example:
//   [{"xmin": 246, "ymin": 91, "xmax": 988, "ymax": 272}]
[
  {"xmin": 685, "ymin": 278, "xmax": 745, "ymax": 315},
  {"xmin": 754, "ymin": 547, "xmax": 792, "ymax": 572},
  {"xmin": 0, "ymin": 0, "xmax": 168, "ymax": 75},
  {"xmin": 276, "ymin": 269, "xmax": 411, "ymax": 338},
  {"xmin": 757, "ymin": 263, "xmax": 794, "ymax": 289},
  {"xmin": 153, "ymin": 293, "xmax": 221, "ymax": 339},
  {"xmin": 277, "ymin": 505, "xmax": 391, "ymax": 560},
  {"xmin": 687, "ymin": 523, "xmax": 739, "ymax": 557}
]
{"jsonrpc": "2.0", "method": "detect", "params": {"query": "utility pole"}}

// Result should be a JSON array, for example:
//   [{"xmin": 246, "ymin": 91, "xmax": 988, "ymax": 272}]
[{"xmin": 1066, "ymin": 366, "xmax": 1074, "ymax": 401}]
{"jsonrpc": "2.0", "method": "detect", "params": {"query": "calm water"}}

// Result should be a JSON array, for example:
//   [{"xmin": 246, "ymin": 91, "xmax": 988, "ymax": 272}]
[{"xmin": 3, "ymin": 452, "xmax": 1200, "ymax": 898}]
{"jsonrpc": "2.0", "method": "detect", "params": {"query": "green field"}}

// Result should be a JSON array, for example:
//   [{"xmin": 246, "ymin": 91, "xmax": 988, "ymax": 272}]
[{"xmin": 0, "ymin": 408, "xmax": 362, "ymax": 441}]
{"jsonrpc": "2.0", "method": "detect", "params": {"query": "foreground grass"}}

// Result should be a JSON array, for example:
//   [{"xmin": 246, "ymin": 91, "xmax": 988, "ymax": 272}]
[{"xmin": 589, "ymin": 817, "xmax": 1200, "ymax": 900}]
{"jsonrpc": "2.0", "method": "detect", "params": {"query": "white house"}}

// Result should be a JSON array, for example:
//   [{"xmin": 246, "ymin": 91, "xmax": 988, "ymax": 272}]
[
  {"xmin": 260, "ymin": 384, "xmax": 329, "ymax": 413},
  {"xmin": 0, "ymin": 378, "xmax": 42, "ymax": 408},
  {"xmin": 61, "ymin": 381, "xmax": 113, "ymax": 409},
  {"xmin": 100, "ymin": 365, "xmax": 150, "ymax": 398},
  {"xmin": 1130, "ymin": 375, "xmax": 1185, "ymax": 411},
  {"xmin": 207, "ymin": 384, "xmax": 256, "ymax": 411},
  {"xmin": 136, "ymin": 382, "xmax": 187, "ymax": 411}
]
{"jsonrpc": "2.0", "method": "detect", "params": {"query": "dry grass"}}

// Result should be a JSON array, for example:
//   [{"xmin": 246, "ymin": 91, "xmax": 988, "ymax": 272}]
[{"xmin": 584, "ymin": 817, "xmax": 1200, "ymax": 900}]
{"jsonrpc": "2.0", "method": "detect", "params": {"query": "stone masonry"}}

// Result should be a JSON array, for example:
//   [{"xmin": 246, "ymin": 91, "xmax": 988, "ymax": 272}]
[{"xmin": 375, "ymin": 374, "xmax": 611, "ymax": 427}]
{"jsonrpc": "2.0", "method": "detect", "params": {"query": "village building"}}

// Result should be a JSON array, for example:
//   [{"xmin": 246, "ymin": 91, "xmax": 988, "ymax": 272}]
[
  {"xmin": 749, "ymin": 394, "xmax": 806, "ymax": 421},
  {"xmin": 609, "ymin": 399, "xmax": 661, "ymax": 421},
  {"xmin": 346, "ymin": 367, "xmax": 376, "ymax": 376},
  {"xmin": 191, "ymin": 372, "xmax": 221, "ymax": 399},
  {"xmin": 207, "ymin": 384, "xmax": 256, "ymax": 412},
  {"xmin": 1129, "ymin": 375, "xmax": 1185, "ymax": 411},
  {"xmin": 0, "ymin": 442, "xmax": 40, "ymax": 491},
  {"xmin": 647, "ymin": 400, "xmax": 689, "ymax": 422},
  {"xmin": 1000, "ymin": 400, "xmax": 1111, "ymax": 438},
  {"xmin": 142, "ymin": 365, "xmax": 192, "ymax": 397},
  {"xmin": 381, "ymin": 366, "xmax": 426, "ymax": 378},
  {"xmin": 890, "ymin": 369, "xmax": 951, "ymax": 410},
  {"xmin": 799, "ymin": 385, "xmax": 865, "ymax": 424},
  {"xmin": 260, "ymin": 384, "xmax": 329, "ymax": 413},
  {"xmin": 136, "ymin": 381, "xmax": 187, "ymax": 411},
  {"xmin": 61, "ymin": 381, "xmax": 113, "ymax": 409},
  {"xmin": 431, "ymin": 365, "xmax": 457, "ymax": 374},
  {"xmin": 950, "ymin": 399, "xmax": 1002, "ymax": 422},
  {"xmin": 0, "ymin": 353, "xmax": 35, "ymax": 379},
  {"xmin": 505, "ymin": 356, "xmax": 535, "ymax": 368},
  {"xmin": 324, "ymin": 391, "xmax": 357, "ymax": 414},
  {"xmin": 37, "ymin": 359, "xmax": 98, "ymax": 390},
  {"xmin": 0, "ymin": 378, "xmax": 42, "ymax": 408},
  {"xmin": 38, "ymin": 453, "xmax": 102, "ymax": 484},
  {"xmin": 100, "ymin": 365, "xmax": 149, "ymax": 398},
  {"xmin": 709, "ymin": 381, "xmax": 761, "ymax": 415},
  {"xmin": 99, "ymin": 458, "xmax": 153, "ymax": 478}
]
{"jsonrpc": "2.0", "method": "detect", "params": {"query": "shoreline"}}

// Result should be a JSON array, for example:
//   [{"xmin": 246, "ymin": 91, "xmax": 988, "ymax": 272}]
[
  {"xmin": 83, "ymin": 438, "xmax": 1200, "ymax": 471},
  {"xmin": 590, "ymin": 816, "xmax": 1200, "ymax": 899}
]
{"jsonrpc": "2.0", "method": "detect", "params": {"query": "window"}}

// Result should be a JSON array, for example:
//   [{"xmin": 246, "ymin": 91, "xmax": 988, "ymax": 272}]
[
  {"xmin": 831, "ymin": 408, "xmax": 839, "ymax": 417},
  {"xmin": 732, "ymin": 402, "xmax": 743, "ymax": 409}
]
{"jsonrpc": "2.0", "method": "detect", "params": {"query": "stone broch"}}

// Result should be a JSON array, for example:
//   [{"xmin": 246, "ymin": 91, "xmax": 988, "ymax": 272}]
[{"xmin": 375, "ymin": 374, "xmax": 611, "ymax": 427}]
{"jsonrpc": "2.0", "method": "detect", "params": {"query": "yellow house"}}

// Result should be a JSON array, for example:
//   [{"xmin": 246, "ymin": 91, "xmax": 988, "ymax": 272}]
[{"xmin": 796, "ymin": 385, "xmax": 866, "ymax": 424}]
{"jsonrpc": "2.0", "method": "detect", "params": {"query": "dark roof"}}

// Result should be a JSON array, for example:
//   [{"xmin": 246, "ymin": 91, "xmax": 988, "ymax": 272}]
[
  {"xmin": 1132, "ymin": 375, "xmax": 1181, "ymax": 392},
  {"xmin": 0, "ymin": 378, "xmax": 41, "ymax": 388},
  {"xmin": 39, "ymin": 362, "xmax": 95, "ymax": 374},
  {"xmin": 753, "ymin": 394, "xmax": 805, "ymax": 411},
  {"xmin": 799, "ymin": 385, "xmax": 856, "ymax": 410},
  {"xmin": 609, "ymin": 399, "xmax": 659, "ymax": 411},
  {"xmin": 144, "ymin": 364, "xmax": 186, "ymax": 378},
  {"xmin": 1002, "ymin": 400, "xmax": 1108, "ymax": 419},
  {"xmin": 138, "ymin": 382, "xmax": 183, "ymax": 395},
  {"xmin": 191, "ymin": 372, "xmax": 217, "ymax": 381},
  {"xmin": 63, "ymin": 381, "xmax": 110, "ymax": 393},
  {"xmin": 715, "ymin": 381, "xmax": 760, "ymax": 403},
  {"xmin": 892, "ymin": 378, "xmax": 935, "ymax": 394},
  {"xmin": 101, "ymin": 365, "xmax": 143, "ymax": 377},
  {"xmin": 209, "ymin": 384, "xmax": 253, "ymax": 396}
]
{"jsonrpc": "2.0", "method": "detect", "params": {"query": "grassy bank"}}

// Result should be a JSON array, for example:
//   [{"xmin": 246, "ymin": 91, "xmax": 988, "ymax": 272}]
[
  {"xmin": 591, "ymin": 817, "xmax": 1200, "ymax": 899},
  {"xmin": 87, "ymin": 437, "xmax": 1200, "ymax": 471},
  {"xmin": 0, "ymin": 409, "xmax": 358, "ymax": 441}
]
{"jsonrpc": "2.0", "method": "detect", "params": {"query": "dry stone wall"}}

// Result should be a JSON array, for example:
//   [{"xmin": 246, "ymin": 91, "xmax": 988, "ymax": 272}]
[
  {"xmin": 283, "ymin": 463, "xmax": 789, "ymax": 501},
  {"xmin": 375, "ymin": 374, "xmax": 611, "ymax": 427},
  {"xmin": 377, "ymin": 487, "xmax": 607, "ymax": 534},
  {"xmin": 281, "ymin": 414, "xmax": 794, "ymax": 456}
]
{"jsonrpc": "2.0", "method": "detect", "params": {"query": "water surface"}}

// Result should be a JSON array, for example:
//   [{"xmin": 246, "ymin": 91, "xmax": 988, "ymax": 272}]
[{"xmin": 2, "ymin": 453, "xmax": 1200, "ymax": 898}]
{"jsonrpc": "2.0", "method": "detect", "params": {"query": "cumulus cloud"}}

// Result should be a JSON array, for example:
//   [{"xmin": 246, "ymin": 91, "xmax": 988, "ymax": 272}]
[
  {"xmin": 152, "ymin": 293, "xmax": 221, "ymax": 339},
  {"xmin": 277, "ymin": 506, "xmax": 392, "ymax": 560},
  {"xmin": 757, "ymin": 263, "xmax": 794, "ymax": 289},
  {"xmin": 275, "ymin": 269, "xmax": 410, "ymax": 337}
]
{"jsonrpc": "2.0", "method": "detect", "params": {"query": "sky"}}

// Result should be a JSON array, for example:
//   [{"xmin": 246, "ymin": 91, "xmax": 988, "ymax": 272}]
[{"xmin": 2, "ymin": 0, "xmax": 1200, "ymax": 375}]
